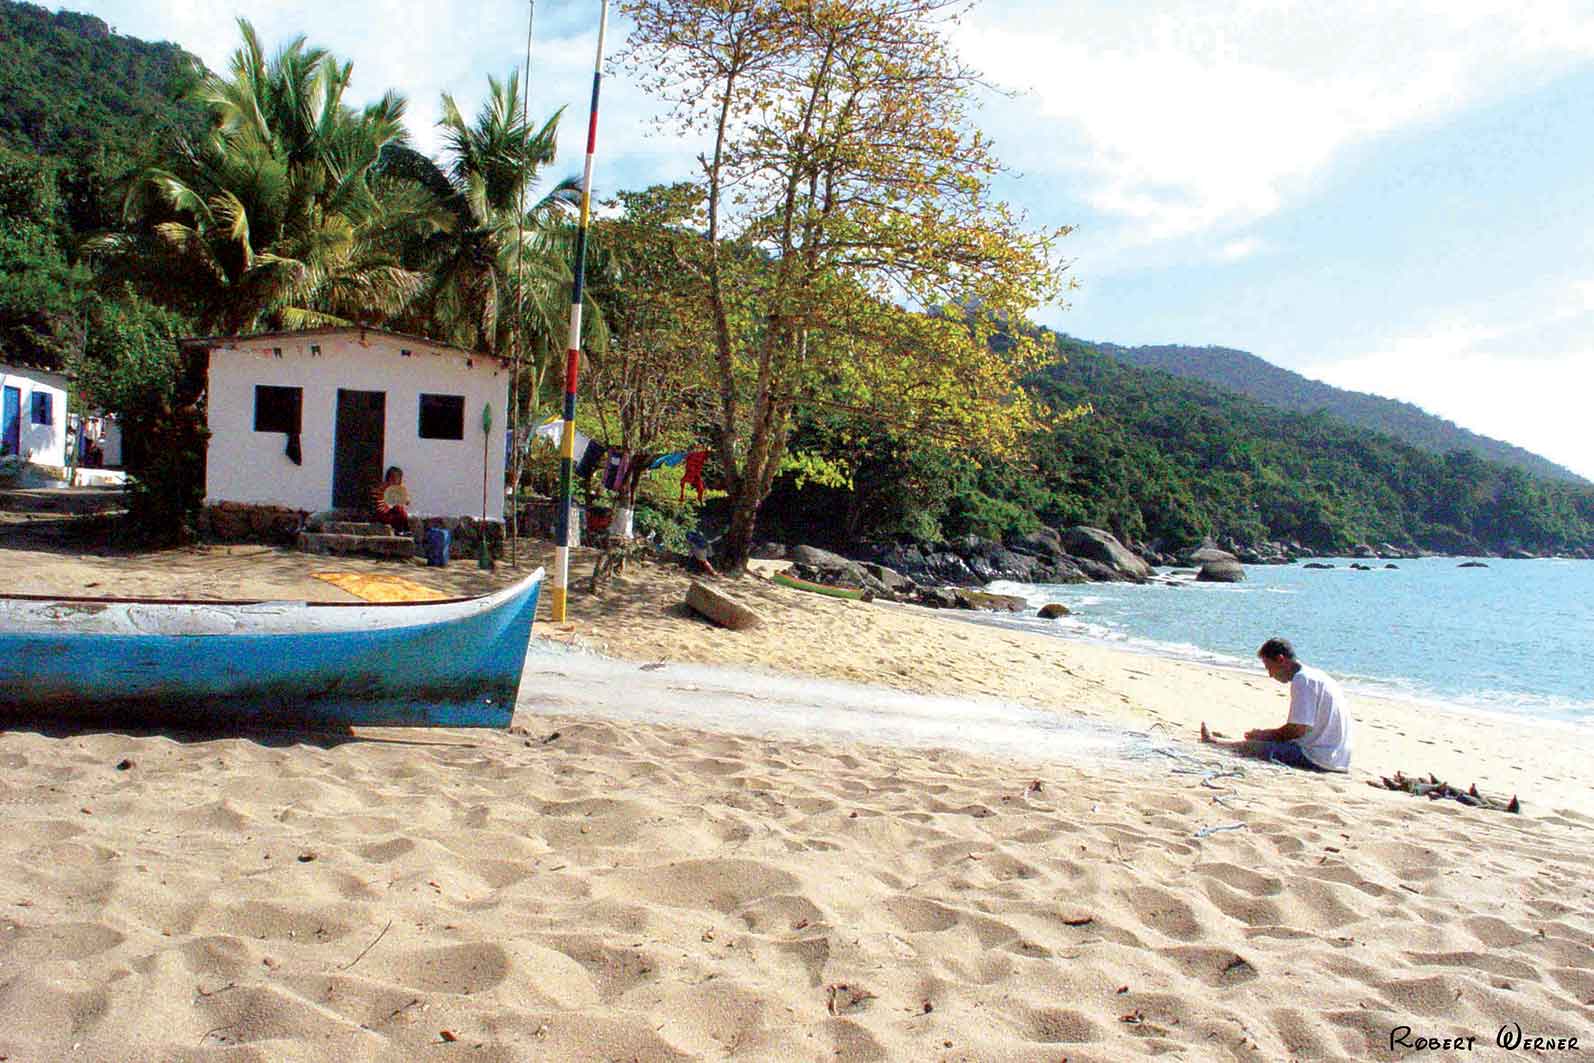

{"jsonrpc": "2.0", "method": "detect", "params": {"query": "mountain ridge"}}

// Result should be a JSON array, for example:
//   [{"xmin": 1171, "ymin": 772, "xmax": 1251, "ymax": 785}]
[{"xmin": 1090, "ymin": 340, "xmax": 1587, "ymax": 486}]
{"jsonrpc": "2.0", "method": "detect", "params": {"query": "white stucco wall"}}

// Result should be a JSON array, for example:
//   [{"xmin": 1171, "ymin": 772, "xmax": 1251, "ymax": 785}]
[
  {"xmin": 0, "ymin": 364, "xmax": 69, "ymax": 468},
  {"xmin": 203, "ymin": 332, "xmax": 507, "ymax": 520}
]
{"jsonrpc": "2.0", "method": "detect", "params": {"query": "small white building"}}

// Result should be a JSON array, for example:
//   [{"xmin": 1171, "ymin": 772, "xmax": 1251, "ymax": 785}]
[
  {"xmin": 185, "ymin": 327, "xmax": 508, "ymax": 522},
  {"xmin": 0, "ymin": 361, "xmax": 70, "ymax": 470}
]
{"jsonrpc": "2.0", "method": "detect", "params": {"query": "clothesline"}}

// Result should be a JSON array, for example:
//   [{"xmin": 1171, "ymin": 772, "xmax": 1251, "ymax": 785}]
[{"xmin": 531, "ymin": 418, "xmax": 709, "ymax": 501}]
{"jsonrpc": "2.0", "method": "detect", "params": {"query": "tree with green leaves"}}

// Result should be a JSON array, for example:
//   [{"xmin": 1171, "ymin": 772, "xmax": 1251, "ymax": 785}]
[
  {"xmin": 0, "ymin": 146, "xmax": 89, "ymax": 368},
  {"xmin": 379, "ymin": 70, "xmax": 607, "ymax": 515},
  {"xmin": 620, "ymin": 0, "xmax": 1071, "ymax": 568},
  {"xmin": 94, "ymin": 20, "xmax": 423, "ymax": 334},
  {"xmin": 582, "ymin": 183, "xmax": 719, "ymax": 516}
]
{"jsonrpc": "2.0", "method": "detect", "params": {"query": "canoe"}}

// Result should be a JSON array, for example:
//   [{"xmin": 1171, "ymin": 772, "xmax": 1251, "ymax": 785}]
[
  {"xmin": 772, "ymin": 570, "xmax": 868, "ymax": 601},
  {"xmin": 0, "ymin": 569, "xmax": 544, "ymax": 729}
]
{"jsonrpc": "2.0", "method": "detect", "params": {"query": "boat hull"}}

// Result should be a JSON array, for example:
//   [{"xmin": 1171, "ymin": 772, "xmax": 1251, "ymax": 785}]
[{"xmin": 0, "ymin": 570, "xmax": 543, "ymax": 729}]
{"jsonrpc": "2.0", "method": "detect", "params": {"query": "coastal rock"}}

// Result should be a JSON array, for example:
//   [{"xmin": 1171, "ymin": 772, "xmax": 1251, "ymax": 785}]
[
  {"xmin": 1195, "ymin": 559, "xmax": 1246, "ymax": 582},
  {"xmin": 1060, "ymin": 526, "xmax": 1151, "ymax": 582},
  {"xmin": 954, "ymin": 589, "xmax": 1029, "ymax": 613},
  {"xmin": 876, "ymin": 543, "xmax": 928, "ymax": 578},
  {"xmin": 1008, "ymin": 528, "xmax": 1066, "ymax": 558},
  {"xmin": 1032, "ymin": 558, "xmax": 1090, "ymax": 584},
  {"xmin": 1303, "ymin": 562, "xmax": 1335, "ymax": 570},
  {"xmin": 1185, "ymin": 545, "xmax": 1239, "ymax": 566},
  {"xmin": 861, "ymin": 562, "xmax": 914, "ymax": 594},
  {"xmin": 1385, "ymin": 563, "xmax": 1399, "ymax": 569},
  {"xmin": 915, "ymin": 586, "xmax": 962, "ymax": 609},
  {"xmin": 924, "ymin": 552, "xmax": 977, "ymax": 586},
  {"xmin": 1504, "ymin": 548, "xmax": 1537, "ymax": 560},
  {"xmin": 1349, "ymin": 563, "xmax": 1372, "ymax": 571},
  {"xmin": 1352, "ymin": 543, "xmax": 1377, "ymax": 558},
  {"xmin": 791, "ymin": 544, "xmax": 854, "ymax": 570},
  {"xmin": 1458, "ymin": 561, "xmax": 1489, "ymax": 569},
  {"xmin": 1072, "ymin": 557, "xmax": 1130, "ymax": 583},
  {"xmin": 1037, "ymin": 603, "xmax": 1070, "ymax": 619}
]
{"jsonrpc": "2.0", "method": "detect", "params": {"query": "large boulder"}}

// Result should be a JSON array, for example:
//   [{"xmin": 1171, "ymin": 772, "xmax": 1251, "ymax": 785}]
[
  {"xmin": 1061, "ymin": 526, "xmax": 1151, "ymax": 582},
  {"xmin": 791, "ymin": 544, "xmax": 853, "ymax": 569},
  {"xmin": 1007, "ymin": 528, "xmax": 1066, "ymax": 558},
  {"xmin": 1037, "ymin": 602, "xmax": 1070, "ymax": 619},
  {"xmin": 1185, "ymin": 545, "xmax": 1239, "ymax": 565},
  {"xmin": 862, "ymin": 562, "xmax": 915, "ymax": 594},
  {"xmin": 954, "ymin": 589, "xmax": 1029, "ymax": 612},
  {"xmin": 1032, "ymin": 557, "xmax": 1090, "ymax": 584},
  {"xmin": 1196, "ymin": 559, "xmax": 1246, "ymax": 583},
  {"xmin": 924, "ymin": 551, "xmax": 977, "ymax": 586}
]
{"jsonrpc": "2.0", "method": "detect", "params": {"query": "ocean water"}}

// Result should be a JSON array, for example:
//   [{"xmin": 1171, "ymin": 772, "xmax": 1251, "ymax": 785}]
[{"xmin": 984, "ymin": 557, "xmax": 1594, "ymax": 722}]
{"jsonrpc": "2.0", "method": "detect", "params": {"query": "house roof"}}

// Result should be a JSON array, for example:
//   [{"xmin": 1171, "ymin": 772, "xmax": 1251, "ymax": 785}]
[
  {"xmin": 179, "ymin": 326, "xmax": 502, "ymax": 365},
  {"xmin": 0, "ymin": 358, "xmax": 73, "ymax": 380}
]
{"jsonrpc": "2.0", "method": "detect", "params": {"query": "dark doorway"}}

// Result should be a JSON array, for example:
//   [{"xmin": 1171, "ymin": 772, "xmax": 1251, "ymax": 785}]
[
  {"xmin": 1, "ymin": 385, "xmax": 19, "ymax": 456},
  {"xmin": 332, "ymin": 389, "xmax": 385, "ymax": 510}
]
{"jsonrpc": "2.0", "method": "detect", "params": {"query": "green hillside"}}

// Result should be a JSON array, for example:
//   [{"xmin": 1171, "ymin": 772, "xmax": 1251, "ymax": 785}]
[
  {"xmin": 1095, "ymin": 341, "xmax": 1587, "ymax": 486},
  {"xmin": 0, "ymin": 0, "xmax": 205, "ymax": 161}
]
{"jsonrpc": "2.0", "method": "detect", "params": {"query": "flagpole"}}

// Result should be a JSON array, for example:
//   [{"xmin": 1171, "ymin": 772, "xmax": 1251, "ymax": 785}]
[
  {"xmin": 552, "ymin": 0, "xmax": 609, "ymax": 622},
  {"xmin": 509, "ymin": 0, "xmax": 535, "ymax": 569}
]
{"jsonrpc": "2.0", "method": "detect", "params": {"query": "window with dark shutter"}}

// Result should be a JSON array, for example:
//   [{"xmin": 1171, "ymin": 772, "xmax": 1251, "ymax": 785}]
[
  {"xmin": 30, "ymin": 392, "xmax": 52, "ymax": 426},
  {"xmin": 254, "ymin": 385, "xmax": 303, "ymax": 433},
  {"xmin": 418, "ymin": 394, "xmax": 465, "ymax": 440}
]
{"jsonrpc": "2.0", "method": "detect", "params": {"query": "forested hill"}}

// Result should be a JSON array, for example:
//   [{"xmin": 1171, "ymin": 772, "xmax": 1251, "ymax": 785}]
[
  {"xmin": 0, "ymin": 0, "xmax": 204, "ymax": 162},
  {"xmin": 1092, "ymin": 341, "xmax": 1586, "ymax": 486}
]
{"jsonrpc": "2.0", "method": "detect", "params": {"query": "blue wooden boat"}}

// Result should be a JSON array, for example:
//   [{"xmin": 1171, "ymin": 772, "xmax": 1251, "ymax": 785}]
[{"xmin": 0, "ymin": 569, "xmax": 543, "ymax": 729}]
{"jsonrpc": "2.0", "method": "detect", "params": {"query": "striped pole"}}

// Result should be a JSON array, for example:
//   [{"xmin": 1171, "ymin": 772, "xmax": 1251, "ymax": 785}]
[{"xmin": 551, "ymin": 0, "xmax": 609, "ymax": 622}]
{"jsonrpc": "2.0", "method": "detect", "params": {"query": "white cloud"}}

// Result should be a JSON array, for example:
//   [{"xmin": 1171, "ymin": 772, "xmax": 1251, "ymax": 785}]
[
  {"xmin": 1215, "ymin": 237, "xmax": 1263, "ymax": 262},
  {"xmin": 962, "ymin": 1, "xmax": 1594, "ymax": 247},
  {"xmin": 1304, "ymin": 292, "xmax": 1594, "ymax": 479}
]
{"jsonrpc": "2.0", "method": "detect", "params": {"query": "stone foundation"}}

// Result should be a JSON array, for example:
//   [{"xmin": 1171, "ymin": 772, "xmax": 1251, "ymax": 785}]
[
  {"xmin": 201, "ymin": 502, "xmax": 505, "ymax": 559},
  {"xmin": 199, "ymin": 501, "xmax": 309, "ymax": 545}
]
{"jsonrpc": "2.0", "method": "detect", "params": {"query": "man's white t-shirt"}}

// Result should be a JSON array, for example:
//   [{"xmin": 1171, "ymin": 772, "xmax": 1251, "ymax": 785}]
[{"xmin": 1287, "ymin": 664, "xmax": 1354, "ymax": 772}]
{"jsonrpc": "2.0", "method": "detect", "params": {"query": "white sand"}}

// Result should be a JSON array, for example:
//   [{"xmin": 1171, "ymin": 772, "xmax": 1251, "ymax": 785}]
[{"xmin": 2, "ymin": 541, "xmax": 1591, "ymax": 1060}]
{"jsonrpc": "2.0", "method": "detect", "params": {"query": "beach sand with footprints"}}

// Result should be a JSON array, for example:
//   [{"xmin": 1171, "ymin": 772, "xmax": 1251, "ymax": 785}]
[{"xmin": 2, "ymin": 536, "xmax": 1591, "ymax": 1060}]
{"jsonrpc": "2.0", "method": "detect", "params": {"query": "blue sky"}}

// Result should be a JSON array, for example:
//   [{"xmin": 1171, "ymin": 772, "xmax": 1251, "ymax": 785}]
[{"xmin": 69, "ymin": 1, "xmax": 1594, "ymax": 478}]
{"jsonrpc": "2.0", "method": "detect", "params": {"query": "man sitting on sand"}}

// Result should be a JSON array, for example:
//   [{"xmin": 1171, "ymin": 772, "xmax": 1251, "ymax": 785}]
[{"xmin": 1200, "ymin": 637, "xmax": 1353, "ymax": 773}]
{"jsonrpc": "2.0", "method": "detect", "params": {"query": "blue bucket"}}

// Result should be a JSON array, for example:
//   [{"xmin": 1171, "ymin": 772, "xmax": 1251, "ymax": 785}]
[{"xmin": 424, "ymin": 527, "xmax": 452, "ymax": 567}]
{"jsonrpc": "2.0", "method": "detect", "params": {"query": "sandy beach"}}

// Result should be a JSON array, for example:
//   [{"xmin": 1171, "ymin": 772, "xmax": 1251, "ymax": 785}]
[{"xmin": 2, "ymin": 536, "xmax": 1591, "ymax": 1060}]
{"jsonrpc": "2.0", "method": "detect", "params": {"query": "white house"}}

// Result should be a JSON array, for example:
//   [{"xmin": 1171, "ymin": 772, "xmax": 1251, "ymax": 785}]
[
  {"xmin": 185, "ymin": 327, "xmax": 508, "ymax": 522},
  {"xmin": 0, "ymin": 361, "xmax": 70, "ymax": 470}
]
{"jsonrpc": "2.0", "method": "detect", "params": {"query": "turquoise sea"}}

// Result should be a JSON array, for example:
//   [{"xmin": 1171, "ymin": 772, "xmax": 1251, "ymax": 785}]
[{"xmin": 986, "ymin": 557, "xmax": 1594, "ymax": 722}]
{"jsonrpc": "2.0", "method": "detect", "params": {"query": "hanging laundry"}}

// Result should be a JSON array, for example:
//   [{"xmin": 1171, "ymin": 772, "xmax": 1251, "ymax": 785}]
[
  {"xmin": 575, "ymin": 439, "xmax": 604, "ymax": 479},
  {"xmin": 680, "ymin": 448, "xmax": 710, "ymax": 503},
  {"xmin": 649, "ymin": 451, "xmax": 687, "ymax": 469},
  {"xmin": 603, "ymin": 449, "xmax": 624, "ymax": 490},
  {"xmin": 534, "ymin": 418, "xmax": 591, "ymax": 461}
]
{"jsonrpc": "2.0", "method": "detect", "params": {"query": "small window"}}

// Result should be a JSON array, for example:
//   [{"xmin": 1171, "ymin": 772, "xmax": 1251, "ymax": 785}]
[
  {"xmin": 310, "ymin": 344, "xmax": 321, "ymax": 356},
  {"xmin": 30, "ymin": 392, "xmax": 52, "ymax": 426},
  {"xmin": 418, "ymin": 394, "xmax": 465, "ymax": 440},
  {"xmin": 254, "ymin": 385, "xmax": 302, "ymax": 433}
]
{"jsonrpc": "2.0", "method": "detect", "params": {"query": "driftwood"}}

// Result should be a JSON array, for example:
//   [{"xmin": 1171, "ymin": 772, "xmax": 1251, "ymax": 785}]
[
  {"xmin": 685, "ymin": 581, "xmax": 764, "ymax": 631},
  {"xmin": 1368, "ymin": 771, "xmax": 1520, "ymax": 813}
]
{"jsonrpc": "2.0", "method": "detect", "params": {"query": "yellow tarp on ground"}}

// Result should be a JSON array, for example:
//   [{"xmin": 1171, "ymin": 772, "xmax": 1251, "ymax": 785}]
[{"xmin": 312, "ymin": 571, "xmax": 450, "ymax": 603}]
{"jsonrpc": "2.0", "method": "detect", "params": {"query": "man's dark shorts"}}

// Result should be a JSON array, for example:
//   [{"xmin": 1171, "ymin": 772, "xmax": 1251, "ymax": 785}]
[{"xmin": 1254, "ymin": 740, "xmax": 1332, "ymax": 772}]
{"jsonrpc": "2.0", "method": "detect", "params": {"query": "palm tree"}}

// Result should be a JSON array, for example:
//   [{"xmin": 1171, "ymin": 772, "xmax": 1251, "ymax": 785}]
[
  {"xmin": 385, "ymin": 69, "xmax": 604, "ymax": 400},
  {"xmin": 94, "ymin": 20, "xmax": 429, "ymax": 334}
]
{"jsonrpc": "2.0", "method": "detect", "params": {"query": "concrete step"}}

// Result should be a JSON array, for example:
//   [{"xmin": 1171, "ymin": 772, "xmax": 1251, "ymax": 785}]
[
  {"xmin": 296, "ymin": 532, "xmax": 416, "ymax": 558},
  {"xmin": 317, "ymin": 521, "xmax": 393, "ymax": 536}
]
